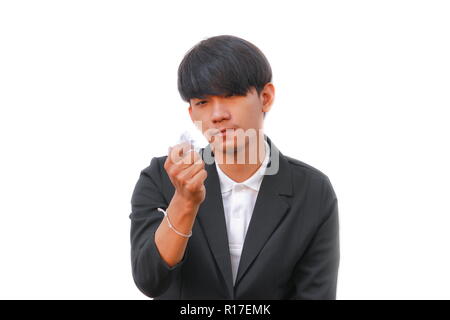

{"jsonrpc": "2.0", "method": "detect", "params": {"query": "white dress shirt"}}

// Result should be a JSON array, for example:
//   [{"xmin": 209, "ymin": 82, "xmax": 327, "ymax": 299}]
[{"xmin": 215, "ymin": 139, "xmax": 270, "ymax": 286}]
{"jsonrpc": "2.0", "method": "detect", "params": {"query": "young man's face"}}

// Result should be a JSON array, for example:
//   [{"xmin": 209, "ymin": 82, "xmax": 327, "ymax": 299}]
[{"xmin": 188, "ymin": 83, "xmax": 274, "ymax": 157}]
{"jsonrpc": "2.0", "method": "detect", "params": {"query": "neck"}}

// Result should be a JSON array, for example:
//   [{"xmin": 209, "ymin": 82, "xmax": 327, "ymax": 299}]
[{"xmin": 215, "ymin": 134, "xmax": 266, "ymax": 183}]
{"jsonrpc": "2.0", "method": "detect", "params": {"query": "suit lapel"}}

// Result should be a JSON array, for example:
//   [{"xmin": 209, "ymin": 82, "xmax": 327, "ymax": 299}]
[
  {"xmin": 234, "ymin": 137, "xmax": 293, "ymax": 287},
  {"xmin": 196, "ymin": 144, "xmax": 234, "ymax": 298}
]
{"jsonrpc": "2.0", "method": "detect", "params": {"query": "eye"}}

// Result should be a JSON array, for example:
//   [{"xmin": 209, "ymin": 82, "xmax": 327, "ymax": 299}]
[
  {"xmin": 225, "ymin": 94, "xmax": 235, "ymax": 98},
  {"xmin": 196, "ymin": 100, "xmax": 207, "ymax": 106}
]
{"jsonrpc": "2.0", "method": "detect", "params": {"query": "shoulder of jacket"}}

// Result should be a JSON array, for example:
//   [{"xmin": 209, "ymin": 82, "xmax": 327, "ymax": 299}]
[
  {"xmin": 140, "ymin": 155, "xmax": 168, "ymax": 178},
  {"xmin": 284, "ymin": 155, "xmax": 330, "ymax": 182}
]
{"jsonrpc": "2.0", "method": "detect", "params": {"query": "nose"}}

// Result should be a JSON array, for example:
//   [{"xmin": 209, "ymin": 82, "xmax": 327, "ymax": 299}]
[{"xmin": 211, "ymin": 100, "xmax": 231, "ymax": 124}]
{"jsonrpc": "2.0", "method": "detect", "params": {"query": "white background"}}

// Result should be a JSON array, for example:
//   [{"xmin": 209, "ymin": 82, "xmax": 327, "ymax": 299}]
[{"xmin": 1, "ymin": 0, "xmax": 449, "ymax": 299}]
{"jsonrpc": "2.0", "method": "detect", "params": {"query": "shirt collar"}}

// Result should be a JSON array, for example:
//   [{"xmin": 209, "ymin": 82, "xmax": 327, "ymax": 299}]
[{"xmin": 215, "ymin": 139, "xmax": 270, "ymax": 193}]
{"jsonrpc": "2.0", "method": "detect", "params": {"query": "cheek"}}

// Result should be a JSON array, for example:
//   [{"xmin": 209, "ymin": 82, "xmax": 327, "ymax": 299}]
[
  {"xmin": 191, "ymin": 110, "xmax": 208, "ymax": 124},
  {"xmin": 239, "ymin": 105, "xmax": 259, "ymax": 123}
]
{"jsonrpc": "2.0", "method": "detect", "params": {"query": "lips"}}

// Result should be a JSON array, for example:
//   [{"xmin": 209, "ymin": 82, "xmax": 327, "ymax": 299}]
[
  {"xmin": 219, "ymin": 128, "xmax": 236, "ymax": 136},
  {"xmin": 205, "ymin": 127, "xmax": 237, "ymax": 142}
]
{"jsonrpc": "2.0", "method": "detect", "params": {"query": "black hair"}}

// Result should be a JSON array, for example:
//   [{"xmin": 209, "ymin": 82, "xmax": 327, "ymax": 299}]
[{"xmin": 177, "ymin": 35, "xmax": 272, "ymax": 104}]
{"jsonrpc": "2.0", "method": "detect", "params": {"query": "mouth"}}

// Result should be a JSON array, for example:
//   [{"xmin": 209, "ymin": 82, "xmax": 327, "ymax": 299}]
[
  {"xmin": 205, "ymin": 127, "xmax": 238, "ymax": 143},
  {"xmin": 218, "ymin": 128, "xmax": 237, "ymax": 137}
]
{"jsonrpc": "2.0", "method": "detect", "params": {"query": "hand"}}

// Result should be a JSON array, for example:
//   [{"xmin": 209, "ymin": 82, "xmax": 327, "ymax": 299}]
[{"xmin": 164, "ymin": 142, "xmax": 207, "ymax": 207}]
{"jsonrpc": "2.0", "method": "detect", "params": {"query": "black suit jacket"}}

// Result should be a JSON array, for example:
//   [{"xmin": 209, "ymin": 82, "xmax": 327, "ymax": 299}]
[{"xmin": 129, "ymin": 136, "xmax": 339, "ymax": 299}]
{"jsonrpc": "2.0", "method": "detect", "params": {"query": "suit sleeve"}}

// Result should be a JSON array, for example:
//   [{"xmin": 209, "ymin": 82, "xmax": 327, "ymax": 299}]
[
  {"xmin": 129, "ymin": 157, "xmax": 188, "ymax": 298},
  {"xmin": 290, "ymin": 177, "xmax": 340, "ymax": 300}
]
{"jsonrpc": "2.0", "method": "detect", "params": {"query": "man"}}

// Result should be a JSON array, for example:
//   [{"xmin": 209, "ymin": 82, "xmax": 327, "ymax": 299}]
[{"xmin": 129, "ymin": 35, "xmax": 340, "ymax": 299}]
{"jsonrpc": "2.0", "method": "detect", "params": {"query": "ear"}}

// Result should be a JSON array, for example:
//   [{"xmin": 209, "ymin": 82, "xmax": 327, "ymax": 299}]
[
  {"xmin": 261, "ymin": 82, "xmax": 275, "ymax": 113},
  {"xmin": 188, "ymin": 104, "xmax": 193, "ymax": 121}
]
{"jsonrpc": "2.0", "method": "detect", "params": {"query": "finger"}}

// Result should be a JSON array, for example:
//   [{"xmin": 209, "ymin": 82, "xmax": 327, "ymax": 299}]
[
  {"xmin": 167, "ymin": 150, "xmax": 201, "ymax": 178},
  {"xmin": 177, "ymin": 160, "xmax": 204, "ymax": 181},
  {"xmin": 175, "ymin": 148, "xmax": 201, "ymax": 167},
  {"xmin": 168, "ymin": 142, "xmax": 193, "ymax": 164},
  {"xmin": 187, "ymin": 169, "xmax": 207, "ymax": 188}
]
